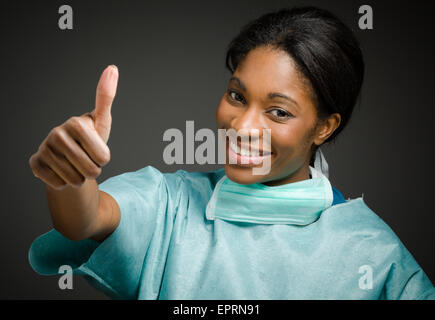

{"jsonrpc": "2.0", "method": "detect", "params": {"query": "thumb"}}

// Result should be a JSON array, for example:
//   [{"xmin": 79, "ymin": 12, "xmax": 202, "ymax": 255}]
[{"xmin": 93, "ymin": 65, "xmax": 119, "ymax": 143}]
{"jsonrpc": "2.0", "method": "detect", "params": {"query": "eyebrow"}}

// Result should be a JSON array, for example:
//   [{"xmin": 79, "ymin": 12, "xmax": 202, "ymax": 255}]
[
  {"xmin": 229, "ymin": 76, "xmax": 300, "ymax": 109},
  {"xmin": 229, "ymin": 77, "xmax": 246, "ymax": 91},
  {"xmin": 267, "ymin": 92, "xmax": 300, "ymax": 109}
]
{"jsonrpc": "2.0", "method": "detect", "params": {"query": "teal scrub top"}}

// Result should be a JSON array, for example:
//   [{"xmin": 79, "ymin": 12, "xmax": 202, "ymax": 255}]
[{"xmin": 28, "ymin": 166, "xmax": 435, "ymax": 300}]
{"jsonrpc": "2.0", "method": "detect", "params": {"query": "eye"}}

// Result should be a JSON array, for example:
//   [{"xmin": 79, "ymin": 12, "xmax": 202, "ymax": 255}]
[
  {"xmin": 269, "ymin": 108, "xmax": 292, "ymax": 119},
  {"xmin": 227, "ymin": 89, "xmax": 245, "ymax": 103}
]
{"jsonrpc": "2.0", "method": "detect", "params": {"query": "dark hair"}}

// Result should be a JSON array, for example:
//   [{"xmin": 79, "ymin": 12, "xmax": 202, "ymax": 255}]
[{"xmin": 225, "ymin": 6, "xmax": 365, "ymax": 145}]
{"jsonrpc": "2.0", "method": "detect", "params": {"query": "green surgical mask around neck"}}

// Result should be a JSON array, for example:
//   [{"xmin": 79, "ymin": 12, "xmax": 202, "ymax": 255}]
[{"xmin": 206, "ymin": 165, "xmax": 333, "ymax": 226}]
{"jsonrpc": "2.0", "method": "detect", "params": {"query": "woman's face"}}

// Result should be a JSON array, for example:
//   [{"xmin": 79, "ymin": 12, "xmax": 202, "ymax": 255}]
[{"xmin": 216, "ymin": 46, "xmax": 338, "ymax": 185}]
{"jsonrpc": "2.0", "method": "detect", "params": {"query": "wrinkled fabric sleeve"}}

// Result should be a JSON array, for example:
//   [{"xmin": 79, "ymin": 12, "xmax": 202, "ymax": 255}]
[
  {"xmin": 401, "ymin": 269, "xmax": 435, "ymax": 300},
  {"xmin": 392, "ymin": 261, "xmax": 435, "ymax": 300},
  {"xmin": 380, "ymin": 241, "xmax": 435, "ymax": 300},
  {"xmin": 28, "ymin": 166, "xmax": 170, "ymax": 299}
]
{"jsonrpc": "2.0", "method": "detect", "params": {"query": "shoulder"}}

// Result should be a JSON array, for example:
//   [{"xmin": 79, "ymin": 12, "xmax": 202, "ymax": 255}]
[
  {"xmin": 162, "ymin": 167, "xmax": 226, "ymax": 220},
  {"xmin": 163, "ymin": 167, "xmax": 225, "ymax": 192},
  {"xmin": 101, "ymin": 166, "xmax": 224, "ymax": 190},
  {"xmin": 320, "ymin": 198, "xmax": 417, "ymax": 264},
  {"xmin": 99, "ymin": 165, "xmax": 166, "ymax": 192},
  {"xmin": 99, "ymin": 165, "xmax": 226, "ymax": 206},
  {"xmin": 322, "ymin": 198, "xmax": 435, "ymax": 299},
  {"xmin": 322, "ymin": 198, "xmax": 399, "ymax": 241}
]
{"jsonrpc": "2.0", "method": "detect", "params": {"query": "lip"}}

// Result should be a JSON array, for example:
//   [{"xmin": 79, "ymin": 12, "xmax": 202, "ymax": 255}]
[
  {"xmin": 237, "ymin": 140, "xmax": 272, "ymax": 155},
  {"xmin": 226, "ymin": 137, "xmax": 274, "ymax": 167},
  {"xmin": 225, "ymin": 131, "xmax": 273, "ymax": 154}
]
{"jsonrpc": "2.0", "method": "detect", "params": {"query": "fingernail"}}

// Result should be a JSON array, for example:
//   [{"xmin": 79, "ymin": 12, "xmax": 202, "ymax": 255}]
[{"xmin": 109, "ymin": 65, "xmax": 118, "ymax": 72}]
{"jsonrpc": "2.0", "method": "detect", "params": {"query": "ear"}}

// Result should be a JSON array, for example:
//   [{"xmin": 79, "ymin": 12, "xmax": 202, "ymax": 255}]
[{"xmin": 313, "ymin": 113, "xmax": 341, "ymax": 146}]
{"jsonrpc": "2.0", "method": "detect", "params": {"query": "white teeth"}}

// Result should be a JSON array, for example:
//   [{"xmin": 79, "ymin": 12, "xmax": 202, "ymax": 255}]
[
  {"xmin": 230, "ymin": 141, "xmax": 240, "ymax": 154},
  {"xmin": 230, "ymin": 140, "xmax": 264, "ymax": 157}
]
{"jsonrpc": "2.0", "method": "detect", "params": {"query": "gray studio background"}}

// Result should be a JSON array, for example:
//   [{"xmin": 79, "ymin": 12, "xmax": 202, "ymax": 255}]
[{"xmin": 1, "ymin": 0, "xmax": 434, "ymax": 299}]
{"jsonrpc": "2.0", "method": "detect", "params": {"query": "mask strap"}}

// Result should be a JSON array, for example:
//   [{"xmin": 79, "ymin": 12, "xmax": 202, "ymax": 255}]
[{"xmin": 314, "ymin": 148, "xmax": 329, "ymax": 179}]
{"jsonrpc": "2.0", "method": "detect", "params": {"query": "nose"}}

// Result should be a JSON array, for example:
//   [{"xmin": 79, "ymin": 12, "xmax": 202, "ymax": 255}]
[{"xmin": 230, "ymin": 105, "xmax": 266, "ymax": 140}]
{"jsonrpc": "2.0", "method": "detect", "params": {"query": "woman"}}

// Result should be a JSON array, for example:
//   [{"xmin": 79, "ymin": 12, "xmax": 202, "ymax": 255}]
[{"xmin": 28, "ymin": 6, "xmax": 435, "ymax": 299}]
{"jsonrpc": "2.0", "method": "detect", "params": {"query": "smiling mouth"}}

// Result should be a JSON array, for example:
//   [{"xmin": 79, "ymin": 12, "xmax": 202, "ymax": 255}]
[
  {"xmin": 229, "ymin": 138, "xmax": 272, "ymax": 156},
  {"xmin": 226, "ymin": 137, "xmax": 273, "ymax": 166}
]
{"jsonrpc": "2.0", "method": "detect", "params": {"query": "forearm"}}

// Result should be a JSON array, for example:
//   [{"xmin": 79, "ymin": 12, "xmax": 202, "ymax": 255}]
[
  {"xmin": 30, "ymin": 65, "xmax": 120, "ymax": 242},
  {"xmin": 46, "ymin": 179, "xmax": 101, "ymax": 241}
]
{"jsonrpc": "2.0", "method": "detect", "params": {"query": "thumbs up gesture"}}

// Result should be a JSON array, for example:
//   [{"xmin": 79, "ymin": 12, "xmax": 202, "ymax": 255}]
[{"xmin": 29, "ymin": 65, "xmax": 119, "ymax": 190}]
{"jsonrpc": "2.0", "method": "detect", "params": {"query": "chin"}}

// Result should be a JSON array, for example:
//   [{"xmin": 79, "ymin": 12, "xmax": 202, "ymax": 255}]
[{"xmin": 224, "ymin": 164, "xmax": 268, "ymax": 185}]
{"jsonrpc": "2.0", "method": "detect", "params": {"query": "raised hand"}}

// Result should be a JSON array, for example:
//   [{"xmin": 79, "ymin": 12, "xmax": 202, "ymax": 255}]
[{"xmin": 29, "ymin": 65, "xmax": 119, "ymax": 190}]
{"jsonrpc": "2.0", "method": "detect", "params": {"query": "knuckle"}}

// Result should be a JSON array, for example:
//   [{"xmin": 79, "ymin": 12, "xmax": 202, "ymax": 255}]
[
  {"xmin": 99, "ymin": 148, "xmax": 111, "ymax": 165},
  {"xmin": 92, "ymin": 166, "xmax": 102, "ymax": 178},
  {"xmin": 28, "ymin": 154, "xmax": 37, "ymax": 169},
  {"xmin": 49, "ymin": 126, "xmax": 66, "ymax": 145},
  {"xmin": 29, "ymin": 158, "xmax": 41, "ymax": 178},
  {"xmin": 50, "ymin": 125, "xmax": 62, "ymax": 136},
  {"xmin": 68, "ymin": 116, "xmax": 86, "ymax": 134},
  {"xmin": 86, "ymin": 165, "xmax": 101, "ymax": 179},
  {"xmin": 38, "ymin": 143, "xmax": 51, "ymax": 159},
  {"xmin": 68, "ymin": 116, "xmax": 80, "ymax": 125},
  {"xmin": 91, "ymin": 146, "xmax": 110, "ymax": 166},
  {"xmin": 29, "ymin": 154, "xmax": 45, "ymax": 176}
]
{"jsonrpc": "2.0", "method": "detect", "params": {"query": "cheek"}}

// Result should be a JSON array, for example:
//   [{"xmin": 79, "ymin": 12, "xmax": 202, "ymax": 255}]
[
  {"xmin": 272, "ymin": 124, "xmax": 301, "ymax": 152},
  {"xmin": 272, "ymin": 120, "xmax": 315, "ymax": 158}
]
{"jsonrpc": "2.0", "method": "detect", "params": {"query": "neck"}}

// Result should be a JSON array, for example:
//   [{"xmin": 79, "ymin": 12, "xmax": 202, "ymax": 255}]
[{"xmin": 262, "ymin": 163, "xmax": 311, "ymax": 187}]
